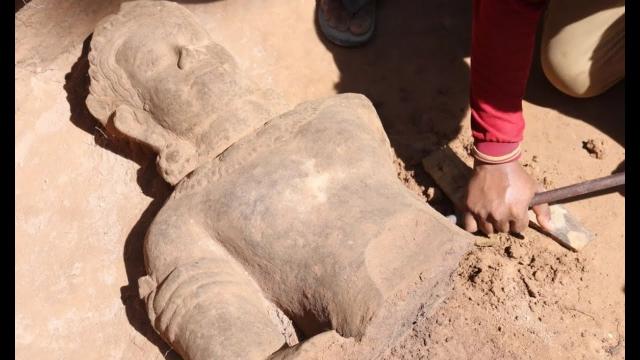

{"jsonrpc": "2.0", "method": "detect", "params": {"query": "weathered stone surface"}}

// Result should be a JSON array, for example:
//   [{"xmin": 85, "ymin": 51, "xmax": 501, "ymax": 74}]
[{"xmin": 83, "ymin": 2, "xmax": 471, "ymax": 359}]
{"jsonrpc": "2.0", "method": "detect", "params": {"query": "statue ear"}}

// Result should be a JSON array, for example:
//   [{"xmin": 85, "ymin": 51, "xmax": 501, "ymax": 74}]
[
  {"xmin": 86, "ymin": 94, "xmax": 112, "ymax": 126},
  {"xmin": 113, "ymin": 105, "xmax": 198, "ymax": 185},
  {"xmin": 113, "ymin": 104, "xmax": 165, "ymax": 153}
]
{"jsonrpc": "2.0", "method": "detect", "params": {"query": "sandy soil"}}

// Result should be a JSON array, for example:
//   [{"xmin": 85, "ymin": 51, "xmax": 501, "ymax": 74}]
[{"xmin": 15, "ymin": 0, "xmax": 624, "ymax": 359}]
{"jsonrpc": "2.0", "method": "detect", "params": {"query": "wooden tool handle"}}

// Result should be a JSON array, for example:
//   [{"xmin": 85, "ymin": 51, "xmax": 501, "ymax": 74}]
[{"xmin": 530, "ymin": 172, "xmax": 625, "ymax": 207}]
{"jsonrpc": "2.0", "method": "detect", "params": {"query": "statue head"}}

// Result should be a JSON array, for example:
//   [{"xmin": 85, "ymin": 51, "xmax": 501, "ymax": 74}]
[{"xmin": 87, "ymin": 1, "xmax": 258, "ymax": 185}]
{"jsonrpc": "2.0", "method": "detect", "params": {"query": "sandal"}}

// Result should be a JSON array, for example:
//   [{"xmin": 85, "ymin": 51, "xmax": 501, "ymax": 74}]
[{"xmin": 317, "ymin": 0, "xmax": 376, "ymax": 47}]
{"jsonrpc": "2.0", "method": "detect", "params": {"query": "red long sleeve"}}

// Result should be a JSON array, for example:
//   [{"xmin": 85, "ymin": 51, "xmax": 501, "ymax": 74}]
[{"xmin": 470, "ymin": 0, "xmax": 547, "ymax": 160}]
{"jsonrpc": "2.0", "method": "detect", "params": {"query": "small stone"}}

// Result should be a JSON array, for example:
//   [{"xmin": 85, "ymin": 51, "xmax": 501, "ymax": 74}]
[
  {"xmin": 582, "ymin": 138, "xmax": 605, "ymax": 159},
  {"xmin": 468, "ymin": 266, "xmax": 482, "ymax": 284},
  {"xmin": 505, "ymin": 245, "xmax": 525, "ymax": 259},
  {"xmin": 425, "ymin": 187, "xmax": 436, "ymax": 201},
  {"xmin": 533, "ymin": 270, "xmax": 544, "ymax": 282},
  {"xmin": 463, "ymin": 141, "xmax": 474, "ymax": 156},
  {"xmin": 522, "ymin": 277, "xmax": 538, "ymax": 298}
]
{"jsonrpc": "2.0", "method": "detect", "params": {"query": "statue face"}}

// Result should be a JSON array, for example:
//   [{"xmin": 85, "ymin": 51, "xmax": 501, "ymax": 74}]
[{"xmin": 115, "ymin": 16, "xmax": 243, "ymax": 138}]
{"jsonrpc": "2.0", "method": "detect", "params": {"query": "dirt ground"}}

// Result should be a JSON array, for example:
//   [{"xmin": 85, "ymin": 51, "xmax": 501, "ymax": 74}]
[{"xmin": 15, "ymin": 0, "xmax": 624, "ymax": 359}]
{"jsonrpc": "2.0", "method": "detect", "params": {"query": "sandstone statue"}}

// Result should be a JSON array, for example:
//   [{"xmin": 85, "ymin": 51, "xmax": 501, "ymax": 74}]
[{"xmin": 86, "ymin": 1, "xmax": 471, "ymax": 359}]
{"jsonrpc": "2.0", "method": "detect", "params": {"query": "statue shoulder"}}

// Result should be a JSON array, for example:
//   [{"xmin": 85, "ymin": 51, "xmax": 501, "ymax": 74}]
[
  {"xmin": 146, "ymin": 194, "xmax": 207, "ymax": 242},
  {"xmin": 304, "ymin": 93, "xmax": 388, "ymax": 143}
]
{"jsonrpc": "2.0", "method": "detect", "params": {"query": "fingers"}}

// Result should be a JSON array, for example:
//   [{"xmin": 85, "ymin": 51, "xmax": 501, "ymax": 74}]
[
  {"xmin": 478, "ymin": 218, "xmax": 494, "ymax": 235},
  {"xmin": 463, "ymin": 212, "xmax": 478, "ymax": 233},
  {"xmin": 510, "ymin": 210, "xmax": 530, "ymax": 234},
  {"xmin": 492, "ymin": 214, "xmax": 511, "ymax": 233},
  {"xmin": 532, "ymin": 202, "xmax": 553, "ymax": 231},
  {"xmin": 463, "ymin": 212, "xmax": 499, "ymax": 236},
  {"xmin": 463, "ymin": 211, "xmax": 509, "ymax": 235},
  {"xmin": 466, "ymin": 210, "xmax": 527, "ymax": 235},
  {"xmin": 532, "ymin": 184, "xmax": 553, "ymax": 231}
]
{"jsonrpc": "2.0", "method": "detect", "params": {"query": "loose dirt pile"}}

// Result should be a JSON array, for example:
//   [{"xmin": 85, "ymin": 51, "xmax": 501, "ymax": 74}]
[
  {"xmin": 387, "ymin": 129, "xmax": 624, "ymax": 359},
  {"xmin": 386, "ymin": 227, "xmax": 623, "ymax": 359}
]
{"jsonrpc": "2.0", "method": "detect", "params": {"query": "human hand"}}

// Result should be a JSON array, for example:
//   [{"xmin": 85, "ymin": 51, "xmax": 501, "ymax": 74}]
[{"xmin": 463, "ymin": 160, "xmax": 552, "ymax": 235}]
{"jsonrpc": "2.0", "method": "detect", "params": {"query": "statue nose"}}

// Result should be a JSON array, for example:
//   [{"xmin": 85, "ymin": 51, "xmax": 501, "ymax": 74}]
[{"xmin": 178, "ymin": 46, "xmax": 206, "ymax": 70}]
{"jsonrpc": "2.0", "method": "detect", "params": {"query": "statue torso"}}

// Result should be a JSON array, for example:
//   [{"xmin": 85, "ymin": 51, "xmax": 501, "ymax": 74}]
[{"xmin": 155, "ymin": 94, "xmax": 469, "ymax": 337}]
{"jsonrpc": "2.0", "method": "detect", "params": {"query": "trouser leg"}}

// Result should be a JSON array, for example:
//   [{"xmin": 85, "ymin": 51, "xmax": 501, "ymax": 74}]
[{"xmin": 541, "ymin": 0, "xmax": 625, "ymax": 97}]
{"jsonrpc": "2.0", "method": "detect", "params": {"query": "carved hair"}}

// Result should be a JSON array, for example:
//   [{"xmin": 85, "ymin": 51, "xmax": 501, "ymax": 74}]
[{"xmin": 86, "ymin": 1, "xmax": 193, "ymax": 124}]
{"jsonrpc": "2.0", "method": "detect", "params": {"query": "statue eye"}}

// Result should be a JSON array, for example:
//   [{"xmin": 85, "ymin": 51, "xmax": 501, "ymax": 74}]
[{"xmin": 136, "ymin": 46, "xmax": 173, "ymax": 75}]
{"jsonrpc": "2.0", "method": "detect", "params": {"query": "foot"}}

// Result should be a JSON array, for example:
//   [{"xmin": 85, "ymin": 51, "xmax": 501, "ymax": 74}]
[{"xmin": 318, "ymin": 0, "xmax": 374, "ymax": 36}]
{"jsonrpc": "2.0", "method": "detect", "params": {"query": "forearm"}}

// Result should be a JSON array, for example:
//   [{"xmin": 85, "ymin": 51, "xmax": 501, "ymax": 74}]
[{"xmin": 469, "ymin": 0, "xmax": 547, "ymax": 162}]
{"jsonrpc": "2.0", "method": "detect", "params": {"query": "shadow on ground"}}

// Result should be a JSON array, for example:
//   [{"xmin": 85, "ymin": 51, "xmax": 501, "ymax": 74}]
[
  {"xmin": 64, "ymin": 35, "xmax": 179, "ymax": 360},
  {"xmin": 315, "ymin": 0, "xmax": 624, "ymax": 204},
  {"xmin": 315, "ymin": 0, "xmax": 473, "ymax": 214}
]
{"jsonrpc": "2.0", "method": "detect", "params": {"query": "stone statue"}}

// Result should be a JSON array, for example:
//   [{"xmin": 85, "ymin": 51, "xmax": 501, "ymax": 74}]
[{"xmin": 86, "ymin": 1, "xmax": 471, "ymax": 359}]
